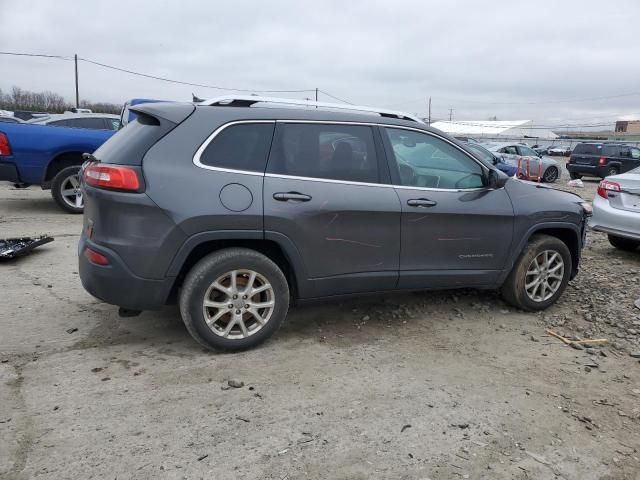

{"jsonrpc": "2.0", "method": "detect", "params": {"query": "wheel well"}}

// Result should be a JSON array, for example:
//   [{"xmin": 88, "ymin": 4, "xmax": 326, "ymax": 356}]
[
  {"xmin": 44, "ymin": 152, "xmax": 84, "ymax": 183},
  {"xmin": 531, "ymin": 228, "xmax": 580, "ymax": 276},
  {"xmin": 168, "ymin": 239, "xmax": 298, "ymax": 303}
]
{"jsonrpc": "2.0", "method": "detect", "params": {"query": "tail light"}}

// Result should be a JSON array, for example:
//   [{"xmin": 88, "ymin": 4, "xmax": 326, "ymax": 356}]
[
  {"xmin": 567, "ymin": 156, "xmax": 574, "ymax": 164},
  {"xmin": 84, "ymin": 163, "xmax": 140, "ymax": 191},
  {"xmin": 598, "ymin": 156, "xmax": 607, "ymax": 166},
  {"xmin": 0, "ymin": 132, "xmax": 11, "ymax": 156},
  {"xmin": 84, "ymin": 247, "xmax": 109, "ymax": 266},
  {"xmin": 597, "ymin": 180, "xmax": 620, "ymax": 199}
]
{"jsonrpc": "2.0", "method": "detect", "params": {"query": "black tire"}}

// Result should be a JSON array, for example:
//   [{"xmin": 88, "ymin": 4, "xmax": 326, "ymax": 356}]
[
  {"xmin": 179, "ymin": 248, "xmax": 290, "ymax": 352},
  {"xmin": 542, "ymin": 166, "xmax": 559, "ymax": 183},
  {"xmin": 51, "ymin": 165, "xmax": 83, "ymax": 214},
  {"xmin": 569, "ymin": 172, "xmax": 582, "ymax": 180},
  {"xmin": 608, "ymin": 235, "xmax": 640, "ymax": 252},
  {"xmin": 605, "ymin": 166, "xmax": 619, "ymax": 177},
  {"xmin": 501, "ymin": 234, "xmax": 572, "ymax": 311}
]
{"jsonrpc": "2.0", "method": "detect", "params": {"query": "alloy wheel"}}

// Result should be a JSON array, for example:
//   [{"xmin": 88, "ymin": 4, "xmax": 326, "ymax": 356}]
[
  {"xmin": 202, "ymin": 269, "xmax": 275, "ymax": 339},
  {"xmin": 524, "ymin": 250, "xmax": 564, "ymax": 302},
  {"xmin": 60, "ymin": 174, "xmax": 83, "ymax": 209}
]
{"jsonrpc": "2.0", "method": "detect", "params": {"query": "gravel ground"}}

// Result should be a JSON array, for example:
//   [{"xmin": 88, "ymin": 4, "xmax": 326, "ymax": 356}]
[{"xmin": 1, "ymin": 167, "xmax": 639, "ymax": 480}]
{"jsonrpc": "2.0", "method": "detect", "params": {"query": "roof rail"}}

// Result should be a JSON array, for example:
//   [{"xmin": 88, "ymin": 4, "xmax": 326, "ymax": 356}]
[{"xmin": 199, "ymin": 95, "xmax": 424, "ymax": 123}]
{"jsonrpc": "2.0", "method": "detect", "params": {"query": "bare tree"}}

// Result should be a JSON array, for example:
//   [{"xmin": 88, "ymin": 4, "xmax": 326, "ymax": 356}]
[{"xmin": 0, "ymin": 85, "xmax": 122, "ymax": 114}]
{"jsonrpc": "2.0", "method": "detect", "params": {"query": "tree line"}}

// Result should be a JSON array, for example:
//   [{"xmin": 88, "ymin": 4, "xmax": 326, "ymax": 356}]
[{"xmin": 0, "ymin": 86, "xmax": 122, "ymax": 114}]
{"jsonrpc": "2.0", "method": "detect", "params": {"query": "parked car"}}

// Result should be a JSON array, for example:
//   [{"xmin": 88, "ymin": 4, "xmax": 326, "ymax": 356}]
[
  {"xmin": 78, "ymin": 96, "xmax": 590, "ymax": 352},
  {"xmin": 0, "ymin": 122, "xmax": 115, "ymax": 212},
  {"xmin": 567, "ymin": 142, "xmax": 640, "ymax": 180},
  {"xmin": 484, "ymin": 142, "xmax": 560, "ymax": 182},
  {"xmin": 589, "ymin": 167, "xmax": 640, "ymax": 251},
  {"xmin": 463, "ymin": 141, "xmax": 518, "ymax": 177},
  {"xmin": 28, "ymin": 113, "xmax": 121, "ymax": 131},
  {"xmin": 548, "ymin": 145, "xmax": 572, "ymax": 156},
  {"xmin": 531, "ymin": 144, "xmax": 548, "ymax": 156}
]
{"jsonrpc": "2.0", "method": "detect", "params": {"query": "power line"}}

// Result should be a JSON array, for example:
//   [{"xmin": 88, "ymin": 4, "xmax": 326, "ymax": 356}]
[
  {"xmin": 317, "ymin": 89, "xmax": 354, "ymax": 105},
  {"xmin": 78, "ymin": 57, "xmax": 315, "ymax": 94},
  {"xmin": 0, "ymin": 51, "xmax": 71, "ymax": 60}
]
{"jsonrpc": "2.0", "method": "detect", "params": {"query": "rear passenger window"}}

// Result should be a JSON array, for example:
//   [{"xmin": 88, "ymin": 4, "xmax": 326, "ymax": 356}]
[
  {"xmin": 199, "ymin": 123, "xmax": 275, "ymax": 172},
  {"xmin": 267, "ymin": 123, "xmax": 379, "ymax": 183}
]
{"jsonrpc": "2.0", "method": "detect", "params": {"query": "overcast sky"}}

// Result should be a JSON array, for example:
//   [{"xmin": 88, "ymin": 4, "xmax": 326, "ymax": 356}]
[{"xmin": 1, "ymin": 0, "xmax": 639, "ymax": 127}]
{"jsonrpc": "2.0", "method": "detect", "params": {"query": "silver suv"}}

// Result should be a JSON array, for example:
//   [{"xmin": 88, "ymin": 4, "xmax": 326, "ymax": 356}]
[{"xmin": 79, "ymin": 96, "xmax": 590, "ymax": 351}]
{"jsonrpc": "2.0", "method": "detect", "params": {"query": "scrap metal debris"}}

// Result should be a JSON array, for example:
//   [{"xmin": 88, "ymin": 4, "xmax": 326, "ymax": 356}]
[{"xmin": 0, "ymin": 236, "xmax": 54, "ymax": 260}]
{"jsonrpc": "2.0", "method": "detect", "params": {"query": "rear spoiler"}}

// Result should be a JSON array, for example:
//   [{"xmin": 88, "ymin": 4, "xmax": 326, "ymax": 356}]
[{"xmin": 121, "ymin": 102, "xmax": 195, "ymax": 128}]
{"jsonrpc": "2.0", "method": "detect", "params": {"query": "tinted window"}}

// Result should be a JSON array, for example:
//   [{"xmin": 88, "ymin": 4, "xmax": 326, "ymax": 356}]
[
  {"xmin": 632, "ymin": 148, "xmax": 640, "ymax": 159},
  {"xmin": 49, "ymin": 117, "xmax": 109, "ymax": 129},
  {"xmin": 385, "ymin": 128, "xmax": 484, "ymax": 189},
  {"xmin": 603, "ymin": 145, "xmax": 628, "ymax": 157},
  {"xmin": 199, "ymin": 123, "xmax": 275, "ymax": 172},
  {"xmin": 107, "ymin": 119, "xmax": 122, "ymax": 130},
  {"xmin": 268, "ymin": 123, "xmax": 379, "ymax": 183},
  {"xmin": 573, "ymin": 144, "xmax": 602, "ymax": 155}
]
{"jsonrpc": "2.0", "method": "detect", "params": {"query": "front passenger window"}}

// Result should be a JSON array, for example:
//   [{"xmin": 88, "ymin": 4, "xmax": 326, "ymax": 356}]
[{"xmin": 384, "ymin": 128, "xmax": 485, "ymax": 189}]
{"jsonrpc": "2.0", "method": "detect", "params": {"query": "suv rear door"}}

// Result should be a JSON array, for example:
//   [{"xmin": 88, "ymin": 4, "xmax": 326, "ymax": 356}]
[
  {"xmin": 381, "ymin": 127, "xmax": 514, "ymax": 288},
  {"xmin": 263, "ymin": 122, "xmax": 401, "ymax": 298}
]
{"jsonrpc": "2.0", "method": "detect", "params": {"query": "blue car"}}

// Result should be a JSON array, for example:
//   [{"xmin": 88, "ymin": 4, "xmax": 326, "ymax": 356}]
[{"xmin": 463, "ymin": 141, "xmax": 518, "ymax": 177}]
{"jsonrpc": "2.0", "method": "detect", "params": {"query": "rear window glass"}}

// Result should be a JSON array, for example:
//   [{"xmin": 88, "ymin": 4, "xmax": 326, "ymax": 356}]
[
  {"xmin": 572, "ymin": 144, "xmax": 602, "ymax": 155},
  {"xmin": 199, "ymin": 123, "xmax": 275, "ymax": 172}
]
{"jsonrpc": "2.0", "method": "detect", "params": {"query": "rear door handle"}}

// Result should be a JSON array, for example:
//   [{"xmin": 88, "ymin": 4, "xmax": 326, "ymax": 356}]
[
  {"xmin": 273, "ymin": 192, "xmax": 312, "ymax": 202},
  {"xmin": 407, "ymin": 198, "xmax": 437, "ymax": 207}
]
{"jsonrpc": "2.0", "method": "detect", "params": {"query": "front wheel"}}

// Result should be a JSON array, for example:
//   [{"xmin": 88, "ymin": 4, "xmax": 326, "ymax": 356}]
[
  {"xmin": 179, "ymin": 248, "xmax": 290, "ymax": 351},
  {"xmin": 542, "ymin": 166, "xmax": 559, "ymax": 183},
  {"xmin": 608, "ymin": 235, "xmax": 640, "ymax": 252},
  {"xmin": 51, "ymin": 166, "xmax": 83, "ymax": 213},
  {"xmin": 501, "ymin": 234, "xmax": 572, "ymax": 311}
]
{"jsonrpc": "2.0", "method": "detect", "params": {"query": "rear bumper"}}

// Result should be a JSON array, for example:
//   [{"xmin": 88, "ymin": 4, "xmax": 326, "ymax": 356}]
[
  {"xmin": 589, "ymin": 196, "xmax": 640, "ymax": 240},
  {"xmin": 566, "ymin": 163, "xmax": 607, "ymax": 178},
  {"xmin": 0, "ymin": 161, "xmax": 20, "ymax": 183},
  {"xmin": 78, "ymin": 234, "xmax": 175, "ymax": 310}
]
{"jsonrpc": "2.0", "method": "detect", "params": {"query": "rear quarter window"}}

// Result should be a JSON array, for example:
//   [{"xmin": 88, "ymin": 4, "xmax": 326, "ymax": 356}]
[{"xmin": 198, "ymin": 123, "xmax": 275, "ymax": 172}]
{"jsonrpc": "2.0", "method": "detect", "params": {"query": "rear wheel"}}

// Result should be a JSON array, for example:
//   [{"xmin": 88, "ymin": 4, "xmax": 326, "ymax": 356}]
[
  {"xmin": 542, "ymin": 166, "xmax": 559, "ymax": 183},
  {"xmin": 608, "ymin": 235, "xmax": 640, "ymax": 252},
  {"xmin": 569, "ymin": 172, "xmax": 582, "ymax": 180},
  {"xmin": 605, "ymin": 166, "xmax": 619, "ymax": 177},
  {"xmin": 501, "ymin": 234, "xmax": 572, "ymax": 311},
  {"xmin": 51, "ymin": 166, "xmax": 83, "ymax": 213},
  {"xmin": 179, "ymin": 248, "xmax": 290, "ymax": 351}
]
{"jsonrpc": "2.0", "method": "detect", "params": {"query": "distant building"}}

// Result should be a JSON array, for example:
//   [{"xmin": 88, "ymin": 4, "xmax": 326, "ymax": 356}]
[
  {"xmin": 429, "ymin": 120, "xmax": 558, "ymax": 140},
  {"xmin": 614, "ymin": 120, "xmax": 640, "ymax": 134}
]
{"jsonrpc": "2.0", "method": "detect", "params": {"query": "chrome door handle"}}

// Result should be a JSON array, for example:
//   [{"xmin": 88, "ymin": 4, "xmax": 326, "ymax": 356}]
[{"xmin": 407, "ymin": 198, "xmax": 437, "ymax": 207}]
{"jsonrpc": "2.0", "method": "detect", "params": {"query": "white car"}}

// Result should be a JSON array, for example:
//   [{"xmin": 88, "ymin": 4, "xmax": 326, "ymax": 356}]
[
  {"xmin": 548, "ymin": 145, "xmax": 572, "ymax": 156},
  {"xmin": 27, "ymin": 113, "xmax": 121, "ymax": 131},
  {"xmin": 589, "ymin": 167, "xmax": 640, "ymax": 251},
  {"xmin": 484, "ymin": 142, "xmax": 560, "ymax": 182}
]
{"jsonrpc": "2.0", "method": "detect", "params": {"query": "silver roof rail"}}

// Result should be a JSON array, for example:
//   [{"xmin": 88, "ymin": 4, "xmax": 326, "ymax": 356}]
[{"xmin": 199, "ymin": 95, "xmax": 424, "ymax": 123}]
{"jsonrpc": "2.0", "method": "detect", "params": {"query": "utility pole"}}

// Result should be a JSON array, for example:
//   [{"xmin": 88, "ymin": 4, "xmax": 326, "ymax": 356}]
[
  {"xmin": 74, "ymin": 54, "xmax": 79, "ymax": 109},
  {"xmin": 428, "ymin": 97, "xmax": 431, "ymax": 125},
  {"xmin": 449, "ymin": 108, "xmax": 453, "ymax": 121},
  {"xmin": 315, "ymin": 88, "xmax": 318, "ymax": 102}
]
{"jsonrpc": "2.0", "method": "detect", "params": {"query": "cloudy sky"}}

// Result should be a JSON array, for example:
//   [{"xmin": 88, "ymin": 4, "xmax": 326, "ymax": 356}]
[{"xmin": 1, "ymin": 0, "xmax": 639, "ymax": 128}]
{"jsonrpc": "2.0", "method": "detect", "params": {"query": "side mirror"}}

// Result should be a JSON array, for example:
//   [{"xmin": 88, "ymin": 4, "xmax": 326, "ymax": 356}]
[{"xmin": 486, "ymin": 169, "xmax": 507, "ymax": 189}]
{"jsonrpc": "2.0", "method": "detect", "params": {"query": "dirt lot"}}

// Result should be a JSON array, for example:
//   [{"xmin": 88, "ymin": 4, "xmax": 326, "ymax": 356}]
[{"xmin": 1, "ymin": 170, "xmax": 639, "ymax": 480}]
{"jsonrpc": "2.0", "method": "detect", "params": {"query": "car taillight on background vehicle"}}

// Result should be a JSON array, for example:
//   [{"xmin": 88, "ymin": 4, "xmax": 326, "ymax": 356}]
[
  {"xmin": 598, "ymin": 156, "xmax": 607, "ymax": 166},
  {"xmin": 597, "ymin": 180, "xmax": 620, "ymax": 199},
  {"xmin": 0, "ymin": 133, "xmax": 12, "ymax": 156},
  {"xmin": 83, "ymin": 163, "xmax": 140, "ymax": 191}
]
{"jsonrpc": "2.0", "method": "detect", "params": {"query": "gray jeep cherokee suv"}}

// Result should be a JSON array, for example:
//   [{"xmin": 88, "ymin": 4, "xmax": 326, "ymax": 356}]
[{"xmin": 79, "ymin": 97, "xmax": 590, "ymax": 351}]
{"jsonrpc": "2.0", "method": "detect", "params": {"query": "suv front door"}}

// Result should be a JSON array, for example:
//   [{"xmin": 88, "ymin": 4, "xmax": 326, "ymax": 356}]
[
  {"xmin": 381, "ymin": 127, "xmax": 514, "ymax": 289},
  {"xmin": 263, "ymin": 122, "xmax": 401, "ymax": 298}
]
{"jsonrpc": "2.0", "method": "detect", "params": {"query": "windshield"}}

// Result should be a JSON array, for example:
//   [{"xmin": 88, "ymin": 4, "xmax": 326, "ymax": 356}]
[{"xmin": 465, "ymin": 143, "xmax": 497, "ymax": 168}]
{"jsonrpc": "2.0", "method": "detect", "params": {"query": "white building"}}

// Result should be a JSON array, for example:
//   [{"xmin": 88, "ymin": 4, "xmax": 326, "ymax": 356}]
[{"xmin": 430, "ymin": 120, "xmax": 558, "ymax": 140}]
